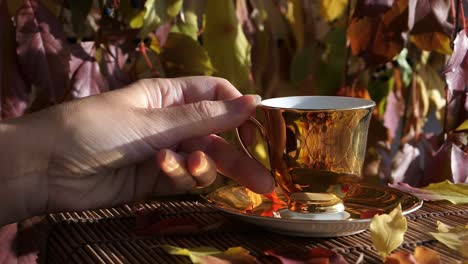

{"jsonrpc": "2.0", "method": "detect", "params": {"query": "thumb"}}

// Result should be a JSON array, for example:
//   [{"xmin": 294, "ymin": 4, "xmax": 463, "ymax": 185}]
[{"xmin": 142, "ymin": 94, "xmax": 261, "ymax": 149}]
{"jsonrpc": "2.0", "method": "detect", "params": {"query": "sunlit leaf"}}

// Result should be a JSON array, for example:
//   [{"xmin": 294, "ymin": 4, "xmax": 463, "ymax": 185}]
[
  {"xmin": 370, "ymin": 204, "xmax": 407, "ymax": 260},
  {"xmin": 384, "ymin": 247, "xmax": 441, "ymax": 263},
  {"xmin": 99, "ymin": 44, "xmax": 132, "ymax": 90},
  {"xmin": 266, "ymin": 246, "xmax": 349, "ymax": 264},
  {"xmin": 347, "ymin": 0, "xmax": 408, "ymax": 66},
  {"xmin": 204, "ymin": 0, "xmax": 253, "ymax": 93},
  {"xmin": 0, "ymin": 0, "xmax": 29, "ymax": 119},
  {"xmin": 65, "ymin": 0, "xmax": 92, "ymax": 39},
  {"xmin": 389, "ymin": 181, "xmax": 468, "ymax": 204},
  {"xmin": 455, "ymin": 119, "xmax": 468, "ymax": 131},
  {"xmin": 16, "ymin": 0, "xmax": 70, "ymax": 109},
  {"xmin": 161, "ymin": 245, "xmax": 257, "ymax": 264},
  {"xmin": 445, "ymin": 30, "xmax": 468, "ymax": 93},
  {"xmin": 69, "ymin": 42, "xmax": 108, "ymax": 98},
  {"xmin": 160, "ymin": 32, "xmax": 214, "ymax": 76},
  {"xmin": 286, "ymin": 0, "xmax": 305, "ymax": 51},
  {"xmin": 171, "ymin": 0, "xmax": 199, "ymax": 40},
  {"xmin": 410, "ymin": 32, "xmax": 452, "ymax": 55},
  {"xmin": 417, "ymin": 59, "xmax": 446, "ymax": 120},
  {"xmin": 136, "ymin": 0, "xmax": 182, "ymax": 38},
  {"xmin": 431, "ymin": 221, "xmax": 468, "ymax": 258},
  {"xmin": 320, "ymin": 0, "xmax": 348, "ymax": 22}
]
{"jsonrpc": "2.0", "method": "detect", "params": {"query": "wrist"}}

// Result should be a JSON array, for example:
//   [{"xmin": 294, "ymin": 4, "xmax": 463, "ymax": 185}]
[{"xmin": 0, "ymin": 110, "xmax": 55, "ymax": 224}]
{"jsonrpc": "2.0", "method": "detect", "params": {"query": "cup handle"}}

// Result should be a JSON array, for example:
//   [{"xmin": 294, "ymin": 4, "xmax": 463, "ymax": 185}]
[{"xmin": 235, "ymin": 116, "xmax": 266, "ymax": 162}]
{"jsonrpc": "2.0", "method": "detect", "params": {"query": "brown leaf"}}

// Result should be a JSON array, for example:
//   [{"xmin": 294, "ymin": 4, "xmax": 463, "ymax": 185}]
[
  {"xmin": 69, "ymin": 42, "xmax": 108, "ymax": 99},
  {"xmin": 0, "ymin": 0, "xmax": 29, "ymax": 120},
  {"xmin": 408, "ymin": 0, "xmax": 452, "ymax": 37},
  {"xmin": 16, "ymin": 0, "xmax": 70, "ymax": 109},
  {"xmin": 265, "ymin": 247, "xmax": 349, "ymax": 264},
  {"xmin": 347, "ymin": 0, "xmax": 408, "ymax": 66},
  {"xmin": 353, "ymin": 0, "xmax": 395, "ymax": 18}
]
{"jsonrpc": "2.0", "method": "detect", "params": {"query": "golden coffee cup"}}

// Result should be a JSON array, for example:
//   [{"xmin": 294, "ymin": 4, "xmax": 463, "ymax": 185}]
[{"xmin": 236, "ymin": 96, "xmax": 375, "ymax": 214}]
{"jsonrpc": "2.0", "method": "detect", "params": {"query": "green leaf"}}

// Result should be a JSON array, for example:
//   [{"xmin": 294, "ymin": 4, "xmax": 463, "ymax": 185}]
[
  {"xmin": 290, "ymin": 47, "xmax": 313, "ymax": 85},
  {"xmin": 395, "ymin": 48, "xmax": 413, "ymax": 87},
  {"xmin": 171, "ymin": 1, "xmax": 199, "ymax": 40},
  {"xmin": 370, "ymin": 204, "xmax": 407, "ymax": 260},
  {"xmin": 455, "ymin": 119, "xmax": 468, "ymax": 132},
  {"xmin": 430, "ymin": 221, "xmax": 468, "ymax": 258},
  {"xmin": 204, "ymin": 0, "xmax": 252, "ymax": 93},
  {"xmin": 160, "ymin": 32, "xmax": 214, "ymax": 76},
  {"xmin": 162, "ymin": 245, "xmax": 221, "ymax": 263}
]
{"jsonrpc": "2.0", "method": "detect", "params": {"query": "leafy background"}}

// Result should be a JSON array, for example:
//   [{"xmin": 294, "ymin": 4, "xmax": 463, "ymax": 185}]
[{"xmin": 0, "ymin": 0, "xmax": 467, "ymax": 189}]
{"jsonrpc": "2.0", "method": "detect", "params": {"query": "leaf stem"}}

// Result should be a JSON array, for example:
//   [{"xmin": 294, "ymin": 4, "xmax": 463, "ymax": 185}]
[{"xmin": 343, "ymin": 0, "xmax": 352, "ymax": 91}]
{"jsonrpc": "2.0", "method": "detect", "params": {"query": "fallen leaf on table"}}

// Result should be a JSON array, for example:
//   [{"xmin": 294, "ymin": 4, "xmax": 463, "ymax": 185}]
[
  {"xmin": 370, "ymin": 204, "xmax": 407, "ymax": 260},
  {"xmin": 161, "ymin": 245, "xmax": 257, "ymax": 263},
  {"xmin": 389, "ymin": 181, "xmax": 468, "ymax": 204},
  {"xmin": 430, "ymin": 221, "xmax": 468, "ymax": 258},
  {"xmin": 384, "ymin": 246, "xmax": 441, "ymax": 264},
  {"xmin": 265, "ymin": 246, "xmax": 349, "ymax": 264}
]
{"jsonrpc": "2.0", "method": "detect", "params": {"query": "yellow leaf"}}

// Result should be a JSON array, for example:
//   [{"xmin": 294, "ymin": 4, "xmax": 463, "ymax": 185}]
[
  {"xmin": 161, "ymin": 245, "xmax": 221, "ymax": 263},
  {"xmin": 423, "ymin": 181, "xmax": 468, "ymax": 204},
  {"xmin": 320, "ymin": 0, "xmax": 348, "ymax": 22},
  {"xmin": 456, "ymin": 119, "xmax": 468, "ymax": 132},
  {"xmin": 370, "ymin": 204, "xmax": 407, "ymax": 260},
  {"xmin": 204, "ymin": 0, "xmax": 253, "ymax": 93},
  {"xmin": 410, "ymin": 32, "xmax": 452, "ymax": 55},
  {"xmin": 286, "ymin": 0, "xmax": 305, "ymax": 51},
  {"xmin": 130, "ymin": 10, "xmax": 145, "ymax": 29},
  {"xmin": 431, "ymin": 221, "xmax": 468, "ymax": 258},
  {"xmin": 161, "ymin": 245, "xmax": 257, "ymax": 263}
]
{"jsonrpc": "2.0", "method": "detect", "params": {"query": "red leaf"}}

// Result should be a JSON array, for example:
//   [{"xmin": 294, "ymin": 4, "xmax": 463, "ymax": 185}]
[
  {"xmin": 445, "ymin": 30, "xmax": 468, "ymax": 93},
  {"xmin": 265, "ymin": 247, "xmax": 349, "ymax": 264},
  {"xmin": 383, "ymin": 73, "xmax": 405, "ymax": 140},
  {"xmin": 16, "ymin": 0, "xmax": 70, "ymax": 108},
  {"xmin": 100, "ymin": 44, "xmax": 132, "ymax": 90},
  {"xmin": 391, "ymin": 142, "xmax": 424, "ymax": 186},
  {"xmin": 69, "ymin": 42, "xmax": 108, "ymax": 98},
  {"xmin": 0, "ymin": 1, "xmax": 29, "ymax": 120},
  {"xmin": 408, "ymin": 0, "xmax": 452, "ymax": 35}
]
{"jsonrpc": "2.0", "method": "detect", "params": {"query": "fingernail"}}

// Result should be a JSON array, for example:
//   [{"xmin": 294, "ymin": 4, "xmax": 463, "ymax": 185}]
[{"xmin": 246, "ymin": 94, "xmax": 262, "ymax": 105}]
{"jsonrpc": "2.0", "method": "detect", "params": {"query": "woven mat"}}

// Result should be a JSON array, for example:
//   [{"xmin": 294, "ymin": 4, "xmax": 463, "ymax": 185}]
[{"xmin": 41, "ymin": 198, "xmax": 468, "ymax": 263}]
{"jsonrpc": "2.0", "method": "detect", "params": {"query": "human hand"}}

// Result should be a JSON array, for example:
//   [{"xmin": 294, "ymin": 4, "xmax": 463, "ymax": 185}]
[{"xmin": 0, "ymin": 77, "xmax": 274, "ymax": 223}]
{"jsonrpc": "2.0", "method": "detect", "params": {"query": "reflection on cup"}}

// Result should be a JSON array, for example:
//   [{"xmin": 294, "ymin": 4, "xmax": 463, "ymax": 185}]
[{"xmin": 236, "ymin": 96, "xmax": 375, "ymax": 214}]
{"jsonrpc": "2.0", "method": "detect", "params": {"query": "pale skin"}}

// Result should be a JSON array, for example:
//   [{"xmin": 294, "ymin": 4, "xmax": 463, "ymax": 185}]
[{"xmin": 0, "ymin": 77, "xmax": 274, "ymax": 226}]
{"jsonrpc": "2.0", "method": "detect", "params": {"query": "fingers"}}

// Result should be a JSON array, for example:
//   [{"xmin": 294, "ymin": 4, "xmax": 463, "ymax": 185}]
[
  {"xmin": 140, "ymin": 94, "xmax": 261, "ymax": 149},
  {"xmin": 179, "ymin": 135, "xmax": 275, "ymax": 194},
  {"xmin": 155, "ymin": 149, "xmax": 217, "ymax": 194}
]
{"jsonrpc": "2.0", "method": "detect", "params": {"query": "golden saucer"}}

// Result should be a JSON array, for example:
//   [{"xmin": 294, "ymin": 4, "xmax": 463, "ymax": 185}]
[{"xmin": 203, "ymin": 184, "xmax": 422, "ymax": 237}]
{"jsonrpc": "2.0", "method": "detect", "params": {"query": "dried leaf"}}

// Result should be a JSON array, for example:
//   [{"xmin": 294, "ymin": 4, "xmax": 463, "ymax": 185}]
[
  {"xmin": 160, "ymin": 33, "xmax": 214, "ymax": 76},
  {"xmin": 0, "ymin": 0, "xmax": 29, "ymax": 119},
  {"xmin": 431, "ymin": 221, "xmax": 468, "ymax": 258},
  {"xmin": 347, "ymin": 0, "xmax": 408, "ymax": 66},
  {"xmin": 69, "ymin": 42, "xmax": 108, "ymax": 98},
  {"xmin": 161, "ymin": 245, "xmax": 257, "ymax": 264},
  {"xmin": 320, "ymin": 0, "xmax": 348, "ymax": 22},
  {"xmin": 384, "ymin": 247, "xmax": 441, "ymax": 264},
  {"xmin": 445, "ymin": 30, "xmax": 468, "ymax": 93},
  {"xmin": 16, "ymin": 0, "xmax": 70, "ymax": 108},
  {"xmin": 389, "ymin": 181, "xmax": 468, "ymax": 204},
  {"xmin": 370, "ymin": 204, "xmax": 407, "ymax": 260},
  {"xmin": 204, "ymin": 0, "xmax": 253, "ymax": 93},
  {"xmin": 265, "ymin": 246, "xmax": 349, "ymax": 264}
]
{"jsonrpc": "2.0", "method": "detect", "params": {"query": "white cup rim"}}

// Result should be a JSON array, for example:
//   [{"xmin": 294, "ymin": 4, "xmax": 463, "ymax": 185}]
[{"xmin": 260, "ymin": 96, "xmax": 376, "ymax": 110}]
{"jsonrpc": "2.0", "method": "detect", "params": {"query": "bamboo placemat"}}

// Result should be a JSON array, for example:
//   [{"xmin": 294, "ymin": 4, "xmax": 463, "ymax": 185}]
[{"xmin": 40, "ymin": 198, "xmax": 467, "ymax": 263}]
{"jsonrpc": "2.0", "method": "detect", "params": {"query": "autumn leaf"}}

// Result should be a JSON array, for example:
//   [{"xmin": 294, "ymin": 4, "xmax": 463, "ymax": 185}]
[
  {"xmin": 390, "ymin": 142, "xmax": 423, "ymax": 186},
  {"xmin": 132, "ymin": 0, "xmax": 182, "ymax": 38},
  {"xmin": 430, "ymin": 221, "xmax": 468, "ymax": 258},
  {"xmin": 408, "ymin": 0, "xmax": 452, "ymax": 54},
  {"xmin": 98, "ymin": 44, "xmax": 132, "ymax": 90},
  {"xmin": 320, "ymin": 0, "xmax": 348, "ymax": 22},
  {"xmin": 16, "ymin": 0, "xmax": 70, "ymax": 109},
  {"xmin": 204, "ymin": 0, "xmax": 253, "ymax": 94},
  {"xmin": 353, "ymin": 0, "xmax": 395, "ymax": 18},
  {"xmin": 285, "ymin": 0, "xmax": 305, "ymax": 51},
  {"xmin": 389, "ymin": 181, "xmax": 468, "ymax": 204},
  {"xmin": 160, "ymin": 33, "xmax": 215, "ymax": 77},
  {"xmin": 456, "ymin": 119, "xmax": 468, "ymax": 131},
  {"xmin": 445, "ymin": 30, "xmax": 468, "ymax": 93},
  {"xmin": 69, "ymin": 42, "xmax": 108, "ymax": 98},
  {"xmin": 265, "ymin": 246, "xmax": 349, "ymax": 264},
  {"xmin": 171, "ymin": 0, "xmax": 199, "ymax": 40},
  {"xmin": 347, "ymin": 0, "xmax": 408, "ymax": 66},
  {"xmin": 370, "ymin": 204, "xmax": 407, "ymax": 260},
  {"xmin": 0, "ymin": 0, "xmax": 29, "ymax": 120},
  {"xmin": 161, "ymin": 245, "xmax": 257, "ymax": 263},
  {"xmin": 384, "ymin": 247, "xmax": 441, "ymax": 264}
]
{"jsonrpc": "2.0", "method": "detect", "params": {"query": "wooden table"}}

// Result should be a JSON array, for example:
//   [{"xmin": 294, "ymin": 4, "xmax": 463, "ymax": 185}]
[{"xmin": 40, "ymin": 198, "xmax": 467, "ymax": 263}]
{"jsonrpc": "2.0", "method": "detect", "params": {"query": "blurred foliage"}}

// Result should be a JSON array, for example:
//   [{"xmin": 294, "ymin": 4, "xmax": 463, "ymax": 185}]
[{"xmin": 0, "ymin": 0, "xmax": 466, "ymax": 188}]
